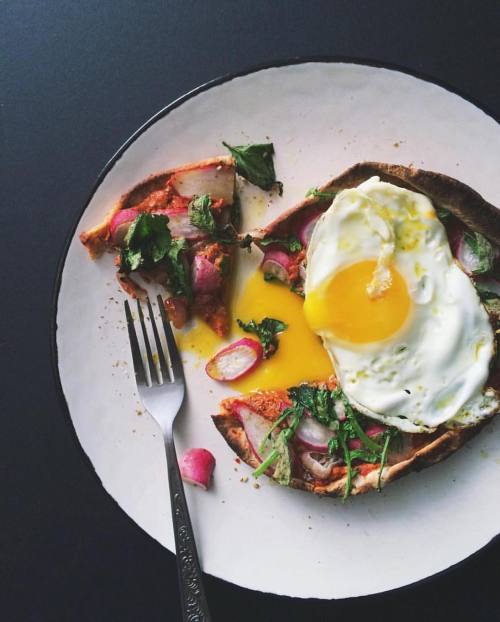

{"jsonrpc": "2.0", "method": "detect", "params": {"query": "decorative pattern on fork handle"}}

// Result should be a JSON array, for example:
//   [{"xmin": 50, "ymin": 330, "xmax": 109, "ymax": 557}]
[{"xmin": 167, "ymin": 440, "xmax": 212, "ymax": 622}]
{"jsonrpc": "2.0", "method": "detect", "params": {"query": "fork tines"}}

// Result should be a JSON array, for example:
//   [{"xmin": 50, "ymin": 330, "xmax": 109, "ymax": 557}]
[{"xmin": 124, "ymin": 295, "xmax": 184, "ymax": 386}]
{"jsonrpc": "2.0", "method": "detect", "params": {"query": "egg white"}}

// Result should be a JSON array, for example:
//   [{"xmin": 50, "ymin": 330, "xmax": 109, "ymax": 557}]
[{"xmin": 305, "ymin": 177, "xmax": 497, "ymax": 432}]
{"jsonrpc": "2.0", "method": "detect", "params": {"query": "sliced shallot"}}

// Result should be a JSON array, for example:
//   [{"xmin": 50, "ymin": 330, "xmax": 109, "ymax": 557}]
[
  {"xmin": 179, "ymin": 448, "xmax": 216, "ymax": 490},
  {"xmin": 300, "ymin": 451, "xmax": 339, "ymax": 480},
  {"xmin": 231, "ymin": 401, "xmax": 273, "ymax": 461},
  {"xmin": 261, "ymin": 249, "xmax": 292, "ymax": 283},
  {"xmin": 206, "ymin": 338, "xmax": 263, "ymax": 382}
]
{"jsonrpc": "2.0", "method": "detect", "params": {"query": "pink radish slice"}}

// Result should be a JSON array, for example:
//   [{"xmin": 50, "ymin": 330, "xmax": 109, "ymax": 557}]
[
  {"xmin": 261, "ymin": 249, "xmax": 292, "ymax": 283},
  {"xmin": 110, "ymin": 208, "xmax": 140, "ymax": 245},
  {"xmin": 206, "ymin": 338, "xmax": 263, "ymax": 382},
  {"xmin": 348, "ymin": 424, "xmax": 387, "ymax": 450},
  {"xmin": 170, "ymin": 163, "xmax": 235, "ymax": 204},
  {"xmin": 231, "ymin": 401, "xmax": 274, "ymax": 461},
  {"xmin": 179, "ymin": 448, "xmax": 216, "ymax": 490},
  {"xmin": 297, "ymin": 210, "xmax": 322, "ymax": 247},
  {"xmin": 294, "ymin": 413, "xmax": 336, "ymax": 451},
  {"xmin": 192, "ymin": 255, "xmax": 222, "ymax": 293},
  {"xmin": 153, "ymin": 207, "xmax": 208, "ymax": 240},
  {"xmin": 300, "ymin": 451, "xmax": 339, "ymax": 480}
]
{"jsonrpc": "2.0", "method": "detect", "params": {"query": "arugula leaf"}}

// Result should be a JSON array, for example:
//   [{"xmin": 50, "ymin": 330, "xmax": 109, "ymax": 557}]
[
  {"xmin": 377, "ymin": 429, "xmax": 397, "ymax": 491},
  {"xmin": 237, "ymin": 317, "xmax": 288, "ymax": 358},
  {"xmin": 166, "ymin": 238, "xmax": 191, "ymax": 299},
  {"xmin": 260, "ymin": 235, "xmax": 302, "ymax": 253},
  {"xmin": 305, "ymin": 187, "xmax": 336, "ymax": 201},
  {"xmin": 253, "ymin": 410, "xmax": 302, "ymax": 479},
  {"xmin": 188, "ymin": 194, "xmax": 216, "ymax": 235},
  {"xmin": 120, "ymin": 213, "xmax": 172, "ymax": 273},
  {"xmin": 337, "ymin": 426, "xmax": 354, "ymax": 500},
  {"xmin": 222, "ymin": 141, "xmax": 282, "ymax": 193},
  {"xmin": 463, "ymin": 231, "xmax": 496, "ymax": 274}
]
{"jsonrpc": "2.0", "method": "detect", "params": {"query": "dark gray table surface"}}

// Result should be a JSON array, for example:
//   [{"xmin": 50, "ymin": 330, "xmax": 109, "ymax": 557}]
[{"xmin": 3, "ymin": 1, "xmax": 500, "ymax": 620}]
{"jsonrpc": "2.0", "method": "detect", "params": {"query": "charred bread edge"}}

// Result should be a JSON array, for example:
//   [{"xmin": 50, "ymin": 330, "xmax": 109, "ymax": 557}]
[
  {"xmin": 79, "ymin": 155, "xmax": 234, "ymax": 259},
  {"xmin": 250, "ymin": 162, "xmax": 500, "ymax": 247},
  {"xmin": 212, "ymin": 403, "xmax": 492, "ymax": 498}
]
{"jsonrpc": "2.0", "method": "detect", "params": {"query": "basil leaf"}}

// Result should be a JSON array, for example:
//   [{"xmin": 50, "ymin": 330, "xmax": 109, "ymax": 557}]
[
  {"xmin": 188, "ymin": 194, "xmax": 216, "ymax": 235},
  {"xmin": 260, "ymin": 235, "xmax": 302, "ymax": 253},
  {"xmin": 223, "ymin": 141, "xmax": 282, "ymax": 193},
  {"xmin": 167, "ymin": 238, "xmax": 191, "ymax": 299},
  {"xmin": 463, "ymin": 231, "xmax": 496, "ymax": 274},
  {"xmin": 237, "ymin": 317, "xmax": 288, "ymax": 358},
  {"xmin": 120, "ymin": 213, "xmax": 171, "ymax": 273}
]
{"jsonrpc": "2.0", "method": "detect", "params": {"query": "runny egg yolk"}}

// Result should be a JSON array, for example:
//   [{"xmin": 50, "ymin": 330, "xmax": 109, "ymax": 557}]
[
  {"xmin": 176, "ymin": 271, "xmax": 333, "ymax": 392},
  {"xmin": 304, "ymin": 260, "xmax": 412, "ymax": 344}
]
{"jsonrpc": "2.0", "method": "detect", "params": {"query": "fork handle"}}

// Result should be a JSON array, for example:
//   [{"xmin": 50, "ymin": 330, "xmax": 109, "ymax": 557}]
[{"xmin": 164, "ymin": 432, "xmax": 212, "ymax": 622}]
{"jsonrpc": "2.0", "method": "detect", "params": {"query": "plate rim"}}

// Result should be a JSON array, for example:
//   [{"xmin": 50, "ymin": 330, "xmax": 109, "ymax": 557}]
[{"xmin": 50, "ymin": 55, "xmax": 500, "ymax": 600}]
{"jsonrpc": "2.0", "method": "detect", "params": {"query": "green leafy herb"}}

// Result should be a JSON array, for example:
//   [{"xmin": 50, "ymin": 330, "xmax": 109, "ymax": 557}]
[
  {"xmin": 223, "ymin": 141, "xmax": 282, "ymax": 193},
  {"xmin": 237, "ymin": 317, "xmax": 288, "ymax": 358},
  {"xmin": 120, "ymin": 213, "xmax": 172, "ymax": 273},
  {"xmin": 331, "ymin": 388, "xmax": 382, "ymax": 452},
  {"xmin": 253, "ymin": 411, "xmax": 302, "ymax": 480},
  {"xmin": 260, "ymin": 235, "xmax": 302, "ymax": 253},
  {"xmin": 188, "ymin": 194, "xmax": 216, "ymax": 235},
  {"xmin": 306, "ymin": 187, "xmax": 337, "ymax": 201},
  {"xmin": 119, "ymin": 213, "xmax": 191, "ymax": 299},
  {"xmin": 377, "ymin": 429, "xmax": 397, "ymax": 491},
  {"xmin": 188, "ymin": 194, "xmax": 252, "ymax": 251},
  {"xmin": 463, "ymin": 231, "xmax": 496, "ymax": 274},
  {"xmin": 337, "ymin": 426, "xmax": 355, "ymax": 500},
  {"xmin": 435, "ymin": 206, "xmax": 451, "ymax": 221},
  {"xmin": 475, "ymin": 282, "xmax": 500, "ymax": 317},
  {"xmin": 231, "ymin": 194, "xmax": 242, "ymax": 230},
  {"xmin": 166, "ymin": 238, "xmax": 191, "ymax": 298}
]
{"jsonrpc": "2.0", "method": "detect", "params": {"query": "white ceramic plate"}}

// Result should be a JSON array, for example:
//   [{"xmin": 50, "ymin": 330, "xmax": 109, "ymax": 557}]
[{"xmin": 55, "ymin": 61, "xmax": 500, "ymax": 599}]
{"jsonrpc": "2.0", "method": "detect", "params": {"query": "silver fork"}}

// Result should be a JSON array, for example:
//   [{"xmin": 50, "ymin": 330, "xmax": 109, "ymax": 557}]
[{"xmin": 124, "ymin": 295, "xmax": 212, "ymax": 622}]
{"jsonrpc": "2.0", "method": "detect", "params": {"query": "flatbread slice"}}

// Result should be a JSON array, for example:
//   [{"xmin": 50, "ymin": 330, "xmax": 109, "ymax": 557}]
[{"xmin": 80, "ymin": 156, "xmax": 237, "ymax": 335}]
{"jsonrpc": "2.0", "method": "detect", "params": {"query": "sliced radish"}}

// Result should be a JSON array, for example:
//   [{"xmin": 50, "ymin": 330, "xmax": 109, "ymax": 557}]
[
  {"xmin": 171, "ymin": 163, "xmax": 235, "ymax": 204},
  {"xmin": 455, "ymin": 230, "xmax": 498, "ymax": 275},
  {"xmin": 348, "ymin": 424, "xmax": 387, "ymax": 450},
  {"xmin": 206, "ymin": 338, "xmax": 263, "ymax": 382},
  {"xmin": 261, "ymin": 249, "xmax": 292, "ymax": 283},
  {"xmin": 294, "ymin": 413, "xmax": 336, "ymax": 451},
  {"xmin": 297, "ymin": 210, "xmax": 322, "ymax": 247},
  {"xmin": 110, "ymin": 208, "xmax": 140, "ymax": 245},
  {"xmin": 300, "ymin": 451, "xmax": 339, "ymax": 480},
  {"xmin": 192, "ymin": 255, "xmax": 222, "ymax": 294},
  {"xmin": 231, "ymin": 401, "xmax": 274, "ymax": 461},
  {"xmin": 153, "ymin": 207, "xmax": 208, "ymax": 240},
  {"xmin": 179, "ymin": 448, "xmax": 216, "ymax": 490}
]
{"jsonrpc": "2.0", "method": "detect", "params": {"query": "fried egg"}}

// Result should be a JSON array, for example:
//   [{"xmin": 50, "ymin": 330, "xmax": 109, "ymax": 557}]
[{"xmin": 304, "ymin": 177, "xmax": 497, "ymax": 432}]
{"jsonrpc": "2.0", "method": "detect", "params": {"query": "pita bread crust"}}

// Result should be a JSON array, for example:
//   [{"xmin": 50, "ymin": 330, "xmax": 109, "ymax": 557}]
[
  {"xmin": 212, "ymin": 405, "xmax": 490, "ymax": 498},
  {"xmin": 251, "ymin": 162, "xmax": 500, "ymax": 246},
  {"xmin": 233, "ymin": 162, "xmax": 499, "ymax": 496},
  {"xmin": 79, "ymin": 155, "xmax": 234, "ymax": 258}
]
